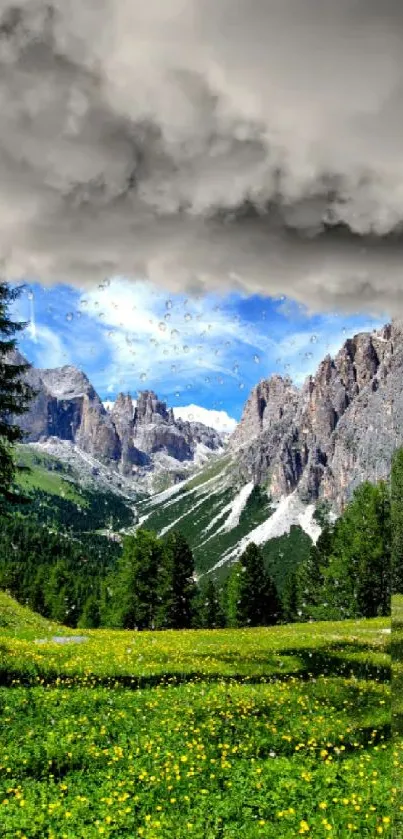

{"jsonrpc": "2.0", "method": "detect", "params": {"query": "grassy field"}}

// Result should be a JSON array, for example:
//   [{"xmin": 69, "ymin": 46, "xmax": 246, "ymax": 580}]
[
  {"xmin": 0, "ymin": 593, "xmax": 397, "ymax": 838},
  {"xmin": 393, "ymin": 594, "xmax": 403, "ymax": 837}
]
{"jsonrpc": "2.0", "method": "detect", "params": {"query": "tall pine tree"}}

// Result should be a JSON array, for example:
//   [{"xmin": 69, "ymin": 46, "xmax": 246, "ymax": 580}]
[
  {"xmin": 323, "ymin": 481, "xmax": 391, "ymax": 619},
  {"xmin": 392, "ymin": 447, "xmax": 403, "ymax": 594},
  {"xmin": 156, "ymin": 531, "xmax": 196, "ymax": 629},
  {"xmin": 227, "ymin": 543, "xmax": 281, "ymax": 627},
  {"xmin": 196, "ymin": 578, "xmax": 226, "ymax": 629},
  {"xmin": 282, "ymin": 570, "xmax": 300, "ymax": 623},
  {"xmin": 0, "ymin": 281, "xmax": 33, "ymax": 502},
  {"xmin": 111, "ymin": 529, "xmax": 163, "ymax": 629}
]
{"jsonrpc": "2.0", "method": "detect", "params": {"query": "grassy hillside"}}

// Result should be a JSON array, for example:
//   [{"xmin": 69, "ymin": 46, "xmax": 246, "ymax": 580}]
[
  {"xmin": 0, "ymin": 591, "xmax": 58, "ymax": 636},
  {"xmin": 136, "ymin": 456, "xmax": 312, "ymax": 589},
  {"xmin": 15, "ymin": 446, "xmax": 85, "ymax": 504},
  {"xmin": 11, "ymin": 445, "xmax": 136, "ymax": 535},
  {"xmin": 0, "ymin": 609, "xmax": 394, "ymax": 838}
]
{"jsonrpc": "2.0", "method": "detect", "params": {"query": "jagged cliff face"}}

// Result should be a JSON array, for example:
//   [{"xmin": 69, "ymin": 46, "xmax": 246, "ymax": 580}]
[
  {"xmin": 229, "ymin": 320, "xmax": 403, "ymax": 510},
  {"xmin": 8, "ymin": 358, "xmax": 224, "ymax": 479}
]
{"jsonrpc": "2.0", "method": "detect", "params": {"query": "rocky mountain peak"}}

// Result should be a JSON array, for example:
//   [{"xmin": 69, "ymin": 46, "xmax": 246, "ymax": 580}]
[
  {"xmin": 134, "ymin": 390, "xmax": 172, "ymax": 426},
  {"xmin": 229, "ymin": 374, "xmax": 299, "ymax": 451},
  {"xmin": 10, "ymin": 360, "xmax": 225, "ymax": 488},
  {"xmin": 230, "ymin": 320, "xmax": 403, "ymax": 510},
  {"xmin": 39, "ymin": 365, "xmax": 96, "ymax": 401}
]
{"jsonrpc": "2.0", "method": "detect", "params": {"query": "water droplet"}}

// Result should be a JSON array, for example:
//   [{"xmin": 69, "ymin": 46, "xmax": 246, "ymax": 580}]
[
  {"xmin": 171, "ymin": 364, "xmax": 177, "ymax": 373},
  {"xmin": 205, "ymin": 377, "xmax": 210, "ymax": 384},
  {"xmin": 310, "ymin": 335, "xmax": 317, "ymax": 344},
  {"xmin": 140, "ymin": 373, "xmax": 147, "ymax": 382},
  {"xmin": 184, "ymin": 313, "xmax": 192, "ymax": 322},
  {"xmin": 175, "ymin": 391, "xmax": 180, "ymax": 398},
  {"xmin": 239, "ymin": 382, "xmax": 245, "ymax": 390},
  {"xmin": 183, "ymin": 345, "xmax": 190, "ymax": 354},
  {"xmin": 164, "ymin": 313, "xmax": 171, "ymax": 322},
  {"xmin": 66, "ymin": 312, "xmax": 74, "ymax": 322},
  {"xmin": 166, "ymin": 300, "xmax": 173, "ymax": 310},
  {"xmin": 107, "ymin": 330, "xmax": 115, "ymax": 338},
  {"xmin": 253, "ymin": 354, "xmax": 260, "ymax": 364},
  {"xmin": 158, "ymin": 322, "xmax": 167, "ymax": 332},
  {"xmin": 171, "ymin": 329, "xmax": 180, "ymax": 339},
  {"xmin": 233, "ymin": 364, "xmax": 240, "ymax": 374},
  {"xmin": 27, "ymin": 290, "xmax": 34, "ymax": 301}
]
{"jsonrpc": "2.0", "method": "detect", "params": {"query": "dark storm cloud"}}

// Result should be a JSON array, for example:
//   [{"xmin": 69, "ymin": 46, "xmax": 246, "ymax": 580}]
[{"xmin": 0, "ymin": 0, "xmax": 403, "ymax": 312}]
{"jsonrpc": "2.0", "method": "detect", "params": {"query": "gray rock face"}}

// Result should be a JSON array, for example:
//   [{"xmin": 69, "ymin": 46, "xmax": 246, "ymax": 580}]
[
  {"xmin": 8, "ymin": 357, "xmax": 224, "ymax": 476},
  {"xmin": 229, "ymin": 320, "xmax": 403, "ymax": 510}
]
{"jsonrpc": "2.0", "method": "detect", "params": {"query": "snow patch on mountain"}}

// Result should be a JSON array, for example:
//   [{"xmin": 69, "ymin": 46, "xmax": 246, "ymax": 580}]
[
  {"xmin": 217, "ymin": 482, "xmax": 255, "ymax": 533},
  {"xmin": 211, "ymin": 491, "xmax": 321, "ymax": 572}
]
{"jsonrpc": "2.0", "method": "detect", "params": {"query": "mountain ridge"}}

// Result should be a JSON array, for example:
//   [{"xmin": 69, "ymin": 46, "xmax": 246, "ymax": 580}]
[
  {"xmin": 230, "ymin": 320, "xmax": 402, "ymax": 510},
  {"xmin": 7, "ymin": 352, "xmax": 226, "ymax": 492}
]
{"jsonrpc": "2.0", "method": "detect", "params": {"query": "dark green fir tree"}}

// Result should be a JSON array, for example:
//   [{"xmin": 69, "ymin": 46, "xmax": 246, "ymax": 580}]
[
  {"xmin": 156, "ymin": 531, "xmax": 196, "ymax": 629},
  {"xmin": 0, "ymin": 281, "xmax": 34, "ymax": 504}
]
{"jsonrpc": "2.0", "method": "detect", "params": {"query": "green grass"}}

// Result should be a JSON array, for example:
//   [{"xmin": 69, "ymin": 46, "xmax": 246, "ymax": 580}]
[
  {"xmin": 15, "ymin": 447, "xmax": 85, "ymax": 506},
  {"xmin": 392, "ymin": 594, "xmax": 403, "ymax": 837},
  {"xmin": 0, "ymin": 596, "xmax": 396, "ymax": 839},
  {"xmin": 0, "ymin": 592, "xmax": 60, "ymax": 637}
]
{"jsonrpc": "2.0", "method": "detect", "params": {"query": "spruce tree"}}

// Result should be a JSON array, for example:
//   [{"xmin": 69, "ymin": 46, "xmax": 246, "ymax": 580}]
[
  {"xmin": 113, "ymin": 529, "xmax": 162, "ymax": 629},
  {"xmin": 392, "ymin": 447, "xmax": 403, "ymax": 594},
  {"xmin": 157, "ymin": 531, "xmax": 196, "ymax": 629},
  {"xmin": 0, "ymin": 281, "xmax": 34, "ymax": 502},
  {"xmin": 225, "ymin": 562, "xmax": 243, "ymax": 627},
  {"xmin": 322, "ymin": 481, "xmax": 391, "ymax": 619},
  {"xmin": 355, "ymin": 480, "xmax": 391, "ymax": 617},
  {"xmin": 297, "ymin": 521, "xmax": 334, "ymax": 618},
  {"xmin": 197, "ymin": 578, "xmax": 226, "ymax": 628},
  {"xmin": 282, "ymin": 570, "xmax": 300, "ymax": 623},
  {"xmin": 229, "ymin": 543, "xmax": 281, "ymax": 627}
]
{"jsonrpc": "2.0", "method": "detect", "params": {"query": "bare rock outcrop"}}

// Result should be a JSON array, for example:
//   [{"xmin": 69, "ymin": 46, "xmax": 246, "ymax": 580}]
[
  {"xmin": 7, "ymin": 357, "xmax": 225, "ymax": 478},
  {"xmin": 229, "ymin": 320, "xmax": 403, "ymax": 510}
]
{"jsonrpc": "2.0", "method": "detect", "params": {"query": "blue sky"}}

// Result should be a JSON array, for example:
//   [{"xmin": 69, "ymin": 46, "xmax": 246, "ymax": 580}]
[{"xmin": 11, "ymin": 278, "xmax": 387, "ymax": 422}]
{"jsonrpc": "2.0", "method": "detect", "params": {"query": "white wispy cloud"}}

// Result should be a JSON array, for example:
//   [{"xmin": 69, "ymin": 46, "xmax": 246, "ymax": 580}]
[
  {"xmin": 173, "ymin": 405, "xmax": 237, "ymax": 433},
  {"xmin": 81, "ymin": 278, "xmax": 268, "ymax": 393},
  {"xmin": 29, "ymin": 324, "xmax": 68, "ymax": 369}
]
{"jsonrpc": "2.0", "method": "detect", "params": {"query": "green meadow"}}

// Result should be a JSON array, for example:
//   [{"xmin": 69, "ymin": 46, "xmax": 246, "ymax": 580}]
[{"xmin": 0, "ymin": 592, "xmax": 397, "ymax": 839}]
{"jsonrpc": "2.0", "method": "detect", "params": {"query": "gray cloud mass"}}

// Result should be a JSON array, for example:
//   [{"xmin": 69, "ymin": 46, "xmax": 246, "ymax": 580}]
[{"xmin": 0, "ymin": 0, "xmax": 403, "ymax": 313}]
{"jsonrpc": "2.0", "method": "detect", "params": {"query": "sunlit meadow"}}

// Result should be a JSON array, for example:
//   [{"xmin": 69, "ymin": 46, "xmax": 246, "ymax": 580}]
[{"xmin": 0, "ymin": 594, "xmax": 397, "ymax": 838}]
